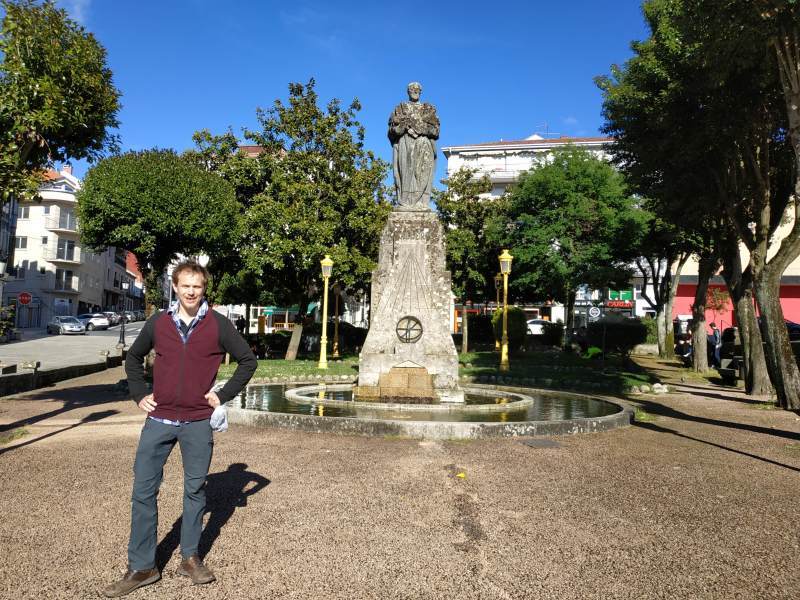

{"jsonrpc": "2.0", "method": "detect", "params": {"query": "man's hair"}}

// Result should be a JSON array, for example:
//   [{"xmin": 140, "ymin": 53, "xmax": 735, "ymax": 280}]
[
  {"xmin": 171, "ymin": 260, "xmax": 209, "ymax": 287},
  {"xmin": 710, "ymin": 322, "xmax": 717, "ymax": 328}
]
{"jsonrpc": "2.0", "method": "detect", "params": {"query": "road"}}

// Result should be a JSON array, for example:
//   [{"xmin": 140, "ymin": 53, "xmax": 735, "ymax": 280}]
[{"xmin": 0, "ymin": 323, "xmax": 144, "ymax": 370}]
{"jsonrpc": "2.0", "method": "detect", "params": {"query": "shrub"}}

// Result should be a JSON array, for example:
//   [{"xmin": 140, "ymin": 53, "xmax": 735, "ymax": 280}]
[
  {"xmin": 642, "ymin": 316, "xmax": 658, "ymax": 344},
  {"xmin": 541, "ymin": 320, "xmax": 564, "ymax": 347},
  {"xmin": 467, "ymin": 313, "xmax": 495, "ymax": 344},
  {"xmin": 491, "ymin": 307, "xmax": 527, "ymax": 353},
  {"xmin": 586, "ymin": 319, "xmax": 648, "ymax": 357}
]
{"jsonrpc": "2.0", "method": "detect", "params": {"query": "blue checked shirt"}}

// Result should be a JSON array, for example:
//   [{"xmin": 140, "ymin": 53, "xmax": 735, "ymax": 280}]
[{"xmin": 149, "ymin": 299, "xmax": 210, "ymax": 426}]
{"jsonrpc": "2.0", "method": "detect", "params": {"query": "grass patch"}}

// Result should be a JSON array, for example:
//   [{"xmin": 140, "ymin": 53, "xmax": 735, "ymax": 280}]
[
  {"xmin": 218, "ymin": 349, "xmax": 653, "ymax": 395},
  {"xmin": 634, "ymin": 408, "xmax": 656, "ymax": 422},
  {"xmin": 748, "ymin": 402, "xmax": 777, "ymax": 410},
  {"xmin": 218, "ymin": 356, "xmax": 360, "ymax": 380},
  {"xmin": 785, "ymin": 443, "xmax": 800, "ymax": 454},
  {"xmin": 0, "ymin": 427, "xmax": 28, "ymax": 445}
]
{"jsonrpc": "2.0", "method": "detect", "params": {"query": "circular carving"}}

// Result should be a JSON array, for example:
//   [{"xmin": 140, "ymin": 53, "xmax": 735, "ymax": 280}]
[{"xmin": 396, "ymin": 316, "xmax": 423, "ymax": 343}]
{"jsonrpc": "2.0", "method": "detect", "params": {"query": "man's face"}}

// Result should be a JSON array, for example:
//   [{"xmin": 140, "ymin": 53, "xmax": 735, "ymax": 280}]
[
  {"xmin": 407, "ymin": 86, "xmax": 421, "ymax": 102},
  {"xmin": 173, "ymin": 271, "xmax": 205, "ymax": 312}
]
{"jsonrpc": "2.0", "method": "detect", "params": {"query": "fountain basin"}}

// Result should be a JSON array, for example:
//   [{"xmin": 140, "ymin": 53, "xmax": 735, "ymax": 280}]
[{"xmin": 225, "ymin": 382, "xmax": 633, "ymax": 440}]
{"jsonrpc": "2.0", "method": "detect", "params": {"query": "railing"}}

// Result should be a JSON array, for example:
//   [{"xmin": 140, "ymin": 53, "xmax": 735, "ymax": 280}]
[
  {"xmin": 44, "ymin": 215, "xmax": 78, "ymax": 232},
  {"xmin": 43, "ymin": 245, "xmax": 83, "ymax": 264},
  {"xmin": 52, "ymin": 278, "xmax": 81, "ymax": 293}
]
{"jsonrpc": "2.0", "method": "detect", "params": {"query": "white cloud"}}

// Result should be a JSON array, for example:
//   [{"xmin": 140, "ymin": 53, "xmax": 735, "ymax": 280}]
[
  {"xmin": 58, "ymin": 0, "xmax": 92, "ymax": 25},
  {"xmin": 562, "ymin": 116, "xmax": 579, "ymax": 126}
]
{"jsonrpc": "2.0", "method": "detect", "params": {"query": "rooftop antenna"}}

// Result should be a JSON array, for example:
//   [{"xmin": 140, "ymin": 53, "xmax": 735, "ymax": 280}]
[{"xmin": 532, "ymin": 123, "xmax": 562, "ymax": 139}]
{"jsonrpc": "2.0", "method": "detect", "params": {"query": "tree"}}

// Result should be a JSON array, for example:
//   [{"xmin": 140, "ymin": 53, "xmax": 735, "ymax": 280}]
[
  {"xmin": 193, "ymin": 80, "xmax": 391, "ymax": 359},
  {"xmin": 435, "ymin": 167, "xmax": 507, "ymax": 352},
  {"xmin": 0, "ymin": 0, "xmax": 120, "ymax": 202},
  {"xmin": 503, "ymin": 146, "xmax": 647, "ymax": 340},
  {"xmin": 76, "ymin": 149, "xmax": 239, "ymax": 309},
  {"xmin": 597, "ymin": 0, "xmax": 782, "ymax": 394}
]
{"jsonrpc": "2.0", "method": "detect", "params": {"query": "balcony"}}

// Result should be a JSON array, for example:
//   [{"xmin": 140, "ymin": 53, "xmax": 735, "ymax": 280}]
[
  {"xmin": 44, "ymin": 215, "xmax": 79, "ymax": 234},
  {"xmin": 50, "ymin": 278, "xmax": 81, "ymax": 294},
  {"xmin": 43, "ymin": 246, "xmax": 83, "ymax": 265}
]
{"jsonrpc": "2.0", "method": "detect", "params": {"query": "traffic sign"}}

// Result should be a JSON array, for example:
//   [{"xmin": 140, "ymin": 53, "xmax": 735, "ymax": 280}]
[
  {"xmin": 18, "ymin": 292, "xmax": 32, "ymax": 306},
  {"xmin": 588, "ymin": 306, "xmax": 601, "ymax": 319}
]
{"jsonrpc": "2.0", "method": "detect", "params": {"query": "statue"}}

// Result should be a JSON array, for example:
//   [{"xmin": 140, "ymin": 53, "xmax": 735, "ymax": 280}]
[{"xmin": 388, "ymin": 82, "xmax": 440, "ymax": 210}]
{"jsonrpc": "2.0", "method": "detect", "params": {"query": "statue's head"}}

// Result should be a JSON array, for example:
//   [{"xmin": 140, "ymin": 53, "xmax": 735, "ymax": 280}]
[{"xmin": 407, "ymin": 82, "xmax": 422, "ymax": 102}]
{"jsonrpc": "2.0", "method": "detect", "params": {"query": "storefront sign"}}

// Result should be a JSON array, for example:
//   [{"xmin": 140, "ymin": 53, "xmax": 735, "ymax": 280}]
[
  {"xmin": 606, "ymin": 300, "xmax": 633, "ymax": 308},
  {"xmin": 17, "ymin": 292, "xmax": 32, "ymax": 305}
]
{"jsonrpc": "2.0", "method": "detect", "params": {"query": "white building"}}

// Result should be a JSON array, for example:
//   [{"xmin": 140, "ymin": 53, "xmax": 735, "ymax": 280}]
[
  {"xmin": 4, "ymin": 167, "xmax": 135, "ymax": 327},
  {"xmin": 441, "ymin": 134, "xmax": 612, "ymax": 199}
]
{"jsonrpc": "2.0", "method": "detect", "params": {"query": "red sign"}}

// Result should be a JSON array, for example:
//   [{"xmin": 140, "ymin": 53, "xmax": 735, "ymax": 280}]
[
  {"xmin": 18, "ymin": 292, "xmax": 32, "ymax": 305},
  {"xmin": 606, "ymin": 300, "xmax": 633, "ymax": 309}
]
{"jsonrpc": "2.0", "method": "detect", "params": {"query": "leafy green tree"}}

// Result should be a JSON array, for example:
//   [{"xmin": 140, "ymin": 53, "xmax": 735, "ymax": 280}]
[
  {"xmin": 597, "ymin": 0, "xmax": 790, "ymax": 398},
  {"xmin": 76, "ymin": 149, "xmax": 239, "ymax": 309},
  {"xmin": 191, "ymin": 80, "xmax": 391, "ymax": 359},
  {"xmin": 435, "ymin": 167, "xmax": 507, "ymax": 352},
  {"xmin": 503, "ymin": 146, "xmax": 647, "ymax": 340},
  {"xmin": 0, "ymin": 0, "xmax": 120, "ymax": 202}
]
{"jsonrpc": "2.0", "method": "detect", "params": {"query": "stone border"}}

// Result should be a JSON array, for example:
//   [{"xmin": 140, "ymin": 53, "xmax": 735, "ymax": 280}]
[
  {"xmin": 284, "ymin": 384, "xmax": 534, "ymax": 413},
  {"xmin": 226, "ymin": 382, "xmax": 634, "ymax": 440},
  {"xmin": 0, "ymin": 353, "xmax": 125, "ymax": 397}
]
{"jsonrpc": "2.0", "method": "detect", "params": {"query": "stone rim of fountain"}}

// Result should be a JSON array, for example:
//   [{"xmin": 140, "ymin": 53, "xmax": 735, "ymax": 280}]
[
  {"xmin": 225, "ymin": 381, "xmax": 635, "ymax": 440},
  {"xmin": 285, "ymin": 383, "xmax": 534, "ymax": 412}
]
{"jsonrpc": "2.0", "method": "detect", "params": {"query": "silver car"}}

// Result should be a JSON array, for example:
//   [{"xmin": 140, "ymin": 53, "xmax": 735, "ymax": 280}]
[
  {"xmin": 103, "ymin": 311, "xmax": 120, "ymax": 326},
  {"xmin": 77, "ymin": 313, "xmax": 110, "ymax": 331},
  {"xmin": 47, "ymin": 316, "xmax": 86, "ymax": 335}
]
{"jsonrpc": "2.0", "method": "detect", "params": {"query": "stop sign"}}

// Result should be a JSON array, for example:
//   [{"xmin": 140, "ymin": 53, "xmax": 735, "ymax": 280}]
[{"xmin": 18, "ymin": 292, "xmax": 32, "ymax": 305}]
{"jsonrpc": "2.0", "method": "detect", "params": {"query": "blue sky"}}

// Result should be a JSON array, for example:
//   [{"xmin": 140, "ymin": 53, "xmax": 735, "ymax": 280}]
[{"xmin": 54, "ymin": 0, "xmax": 649, "ymax": 184}]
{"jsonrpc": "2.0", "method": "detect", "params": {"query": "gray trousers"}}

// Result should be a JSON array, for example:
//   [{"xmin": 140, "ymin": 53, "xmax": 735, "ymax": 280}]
[{"xmin": 128, "ymin": 418, "xmax": 213, "ymax": 570}]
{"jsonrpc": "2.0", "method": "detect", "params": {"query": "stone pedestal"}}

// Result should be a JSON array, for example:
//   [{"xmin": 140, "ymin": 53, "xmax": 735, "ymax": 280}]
[{"xmin": 357, "ymin": 210, "xmax": 463, "ymax": 403}]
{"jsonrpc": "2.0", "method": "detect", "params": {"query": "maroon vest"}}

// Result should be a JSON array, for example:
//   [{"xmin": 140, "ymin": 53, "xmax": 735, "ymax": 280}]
[{"xmin": 150, "ymin": 312, "xmax": 224, "ymax": 421}]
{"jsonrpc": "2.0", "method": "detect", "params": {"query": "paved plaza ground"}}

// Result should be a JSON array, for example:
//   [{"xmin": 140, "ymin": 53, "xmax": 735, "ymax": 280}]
[{"xmin": 1, "ymin": 362, "xmax": 799, "ymax": 599}]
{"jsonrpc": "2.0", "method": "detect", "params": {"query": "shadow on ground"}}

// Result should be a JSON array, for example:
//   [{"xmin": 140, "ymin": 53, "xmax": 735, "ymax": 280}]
[{"xmin": 155, "ymin": 463, "xmax": 271, "ymax": 569}]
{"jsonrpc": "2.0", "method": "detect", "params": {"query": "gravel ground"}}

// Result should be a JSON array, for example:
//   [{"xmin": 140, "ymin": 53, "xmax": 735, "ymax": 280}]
[{"xmin": 1, "ymin": 366, "xmax": 799, "ymax": 600}]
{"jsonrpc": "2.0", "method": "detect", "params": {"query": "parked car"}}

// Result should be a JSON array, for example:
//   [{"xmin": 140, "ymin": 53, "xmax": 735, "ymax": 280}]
[
  {"xmin": 125, "ymin": 311, "xmax": 136, "ymax": 323},
  {"xmin": 527, "ymin": 318, "xmax": 549, "ymax": 335},
  {"xmin": 47, "ymin": 316, "xmax": 86, "ymax": 335},
  {"xmin": 77, "ymin": 313, "xmax": 110, "ymax": 331},
  {"xmin": 136, "ymin": 310, "xmax": 145, "ymax": 321},
  {"xmin": 103, "ymin": 311, "xmax": 120, "ymax": 326}
]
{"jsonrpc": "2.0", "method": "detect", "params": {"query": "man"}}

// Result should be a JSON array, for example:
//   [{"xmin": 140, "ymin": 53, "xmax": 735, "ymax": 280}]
[
  {"xmin": 709, "ymin": 322, "xmax": 722, "ymax": 368},
  {"xmin": 103, "ymin": 261, "xmax": 257, "ymax": 598}
]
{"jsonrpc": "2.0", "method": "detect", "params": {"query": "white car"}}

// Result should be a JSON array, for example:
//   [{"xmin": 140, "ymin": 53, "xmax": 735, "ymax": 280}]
[
  {"xmin": 77, "ymin": 313, "xmax": 110, "ymax": 331},
  {"xmin": 527, "ymin": 319, "xmax": 550, "ymax": 335}
]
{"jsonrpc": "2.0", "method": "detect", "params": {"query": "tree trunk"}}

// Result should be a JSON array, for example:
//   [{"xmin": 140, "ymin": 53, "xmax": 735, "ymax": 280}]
[
  {"xmin": 562, "ymin": 287, "xmax": 576, "ymax": 350},
  {"xmin": 656, "ymin": 305, "xmax": 668, "ymax": 356},
  {"xmin": 691, "ymin": 254, "xmax": 716, "ymax": 372},
  {"xmin": 721, "ymin": 236, "xmax": 773, "ymax": 397},
  {"xmin": 753, "ymin": 269, "xmax": 800, "ymax": 409},
  {"xmin": 284, "ymin": 294, "xmax": 308, "ymax": 361},
  {"xmin": 736, "ymin": 291, "xmax": 772, "ymax": 397},
  {"xmin": 461, "ymin": 306, "xmax": 469, "ymax": 354}
]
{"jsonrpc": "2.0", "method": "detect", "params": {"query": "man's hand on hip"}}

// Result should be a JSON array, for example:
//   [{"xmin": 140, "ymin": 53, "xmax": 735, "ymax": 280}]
[
  {"xmin": 205, "ymin": 391, "xmax": 221, "ymax": 408},
  {"xmin": 138, "ymin": 394, "xmax": 157, "ymax": 413}
]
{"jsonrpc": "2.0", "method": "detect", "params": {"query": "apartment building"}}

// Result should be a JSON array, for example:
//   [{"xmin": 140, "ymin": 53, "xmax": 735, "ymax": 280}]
[{"xmin": 4, "ymin": 167, "xmax": 135, "ymax": 327}]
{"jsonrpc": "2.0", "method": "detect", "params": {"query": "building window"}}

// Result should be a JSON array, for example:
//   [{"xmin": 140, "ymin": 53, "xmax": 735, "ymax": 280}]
[
  {"xmin": 17, "ymin": 206, "xmax": 30, "ymax": 219},
  {"xmin": 39, "ymin": 266, "xmax": 46, "ymax": 275},
  {"xmin": 14, "ymin": 236, "xmax": 27, "ymax": 249},
  {"xmin": 15, "ymin": 262, "xmax": 25, "ymax": 278},
  {"xmin": 56, "ymin": 238, "xmax": 76, "ymax": 261},
  {"xmin": 43, "ymin": 205, "xmax": 50, "ymax": 214},
  {"xmin": 42, "ymin": 236, "xmax": 48, "ymax": 245}
]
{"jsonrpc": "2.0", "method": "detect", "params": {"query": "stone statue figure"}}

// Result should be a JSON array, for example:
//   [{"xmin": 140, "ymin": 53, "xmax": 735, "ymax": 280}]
[{"xmin": 388, "ymin": 82, "xmax": 440, "ymax": 210}]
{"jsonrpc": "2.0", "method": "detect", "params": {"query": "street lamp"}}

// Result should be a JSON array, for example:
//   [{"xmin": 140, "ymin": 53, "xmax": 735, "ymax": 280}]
[
  {"xmin": 118, "ymin": 281, "xmax": 130, "ymax": 348},
  {"xmin": 318, "ymin": 255, "xmax": 333, "ymax": 369},
  {"xmin": 494, "ymin": 272, "xmax": 502, "ymax": 350},
  {"xmin": 498, "ymin": 249, "xmax": 513, "ymax": 372},
  {"xmin": 332, "ymin": 283, "xmax": 340, "ymax": 359}
]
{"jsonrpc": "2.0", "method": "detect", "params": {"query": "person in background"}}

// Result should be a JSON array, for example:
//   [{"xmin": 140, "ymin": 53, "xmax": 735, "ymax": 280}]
[{"xmin": 709, "ymin": 322, "xmax": 722, "ymax": 368}]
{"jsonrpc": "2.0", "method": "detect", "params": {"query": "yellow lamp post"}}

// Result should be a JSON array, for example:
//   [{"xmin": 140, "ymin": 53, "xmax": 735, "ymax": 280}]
[
  {"xmin": 499, "ymin": 249, "xmax": 513, "ymax": 372},
  {"xmin": 494, "ymin": 272, "xmax": 502, "ymax": 350},
  {"xmin": 318, "ymin": 255, "xmax": 334, "ymax": 369},
  {"xmin": 332, "ymin": 283, "xmax": 340, "ymax": 359}
]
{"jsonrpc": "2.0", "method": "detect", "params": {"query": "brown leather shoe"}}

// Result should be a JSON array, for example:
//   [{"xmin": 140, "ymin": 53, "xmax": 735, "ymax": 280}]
[
  {"xmin": 176, "ymin": 555, "xmax": 216, "ymax": 585},
  {"xmin": 102, "ymin": 568, "xmax": 160, "ymax": 597}
]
